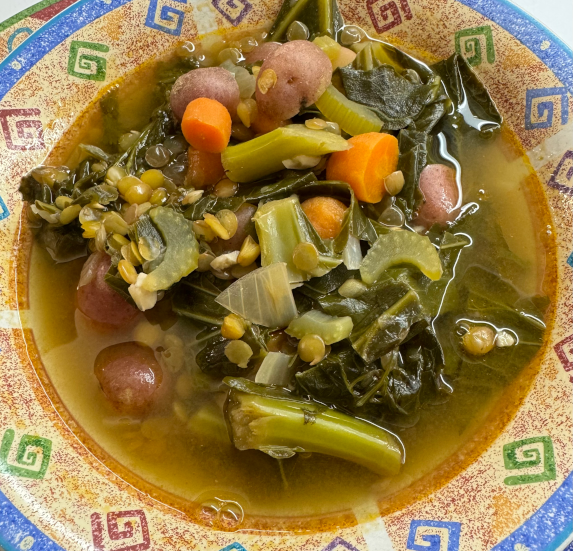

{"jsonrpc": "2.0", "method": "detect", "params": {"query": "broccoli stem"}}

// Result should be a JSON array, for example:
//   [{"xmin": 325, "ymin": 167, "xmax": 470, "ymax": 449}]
[{"xmin": 224, "ymin": 378, "xmax": 403, "ymax": 476}]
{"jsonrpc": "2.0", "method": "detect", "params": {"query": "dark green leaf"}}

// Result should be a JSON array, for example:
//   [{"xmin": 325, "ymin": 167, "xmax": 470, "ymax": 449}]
[
  {"xmin": 172, "ymin": 272, "xmax": 231, "ymax": 325},
  {"xmin": 431, "ymin": 53, "xmax": 502, "ymax": 134},
  {"xmin": 339, "ymin": 66, "xmax": 444, "ymax": 131},
  {"xmin": 267, "ymin": 0, "xmax": 344, "ymax": 42},
  {"xmin": 72, "ymin": 184, "xmax": 118, "ymax": 206},
  {"xmin": 36, "ymin": 224, "xmax": 87, "ymax": 263}
]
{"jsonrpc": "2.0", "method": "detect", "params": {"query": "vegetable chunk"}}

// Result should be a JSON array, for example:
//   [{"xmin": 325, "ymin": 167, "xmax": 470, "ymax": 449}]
[
  {"xmin": 301, "ymin": 196, "xmax": 347, "ymax": 239},
  {"xmin": 181, "ymin": 98, "xmax": 232, "ymax": 153},
  {"xmin": 141, "ymin": 207, "xmax": 199, "ymax": 292},
  {"xmin": 360, "ymin": 230, "xmax": 443, "ymax": 284},
  {"xmin": 224, "ymin": 377, "xmax": 403, "ymax": 476},
  {"xmin": 326, "ymin": 132, "xmax": 399, "ymax": 203}
]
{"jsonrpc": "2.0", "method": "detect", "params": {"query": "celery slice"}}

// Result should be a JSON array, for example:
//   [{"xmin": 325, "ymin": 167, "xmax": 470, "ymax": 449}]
[
  {"xmin": 286, "ymin": 310, "xmax": 353, "ymax": 344},
  {"xmin": 360, "ymin": 230, "xmax": 443, "ymax": 284},
  {"xmin": 142, "ymin": 207, "xmax": 199, "ymax": 292},
  {"xmin": 215, "ymin": 262, "xmax": 297, "ymax": 328},
  {"xmin": 221, "ymin": 125, "xmax": 349, "ymax": 183},
  {"xmin": 253, "ymin": 196, "xmax": 342, "ymax": 283},
  {"xmin": 224, "ymin": 377, "xmax": 403, "ymax": 476},
  {"xmin": 315, "ymin": 85, "xmax": 383, "ymax": 136},
  {"xmin": 313, "ymin": 35, "xmax": 341, "ymax": 63}
]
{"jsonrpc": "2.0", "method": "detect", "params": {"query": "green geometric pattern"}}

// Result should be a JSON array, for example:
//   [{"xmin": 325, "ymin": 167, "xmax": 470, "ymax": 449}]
[
  {"xmin": 455, "ymin": 25, "xmax": 495, "ymax": 66},
  {"xmin": 503, "ymin": 436, "xmax": 556, "ymax": 486},
  {"xmin": 0, "ymin": 428, "xmax": 52, "ymax": 480},
  {"xmin": 67, "ymin": 40, "xmax": 110, "ymax": 81}
]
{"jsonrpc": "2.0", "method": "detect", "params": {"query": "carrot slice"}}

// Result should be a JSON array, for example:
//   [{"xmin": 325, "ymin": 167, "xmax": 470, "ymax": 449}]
[
  {"xmin": 181, "ymin": 98, "xmax": 232, "ymax": 153},
  {"xmin": 326, "ymin": 132, "xmax": 399, "ymax": 203},
  {"xmin": 186, "ymin": 148, "xmax": 225, "ymax": 188},
  {"xmin": 301, "ymin": 197, "xmax": 348, "ymax": 239}
]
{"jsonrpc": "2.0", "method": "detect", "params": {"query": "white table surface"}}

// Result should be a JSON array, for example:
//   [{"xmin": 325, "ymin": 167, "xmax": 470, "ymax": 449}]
[{"xmin": 0, "ymin": 0, "xmax": 571, "ymax": 48}]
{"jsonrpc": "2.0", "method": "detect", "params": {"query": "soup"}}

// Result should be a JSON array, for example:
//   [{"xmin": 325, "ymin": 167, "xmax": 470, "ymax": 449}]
[{"xmin": 21, "ymin": 0, "xmax": 554, "ymax": 526}]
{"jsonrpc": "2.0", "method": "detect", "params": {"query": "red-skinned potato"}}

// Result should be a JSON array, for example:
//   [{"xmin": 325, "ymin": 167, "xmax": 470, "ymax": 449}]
[
  {"xmin": 77, "ymin": 252, "xmax": 139, "ymax": 327},
  {"xmin": 255, "ymin": 41, "xmax": 332, "ymax": 121},
  {"xmin": 170, "ymin": 67, "xmax": 240, "ymax": 120},
  {"xmin": 244, "ymin": 42, "xmax": 281, "ymax": 64},
  {"xmin": 94, "ymin": 342, "xmax": 167, "ymax": 415},
  {"xmin": 415, "ymin": 164, "xmax": 460, "ymax": 228}
]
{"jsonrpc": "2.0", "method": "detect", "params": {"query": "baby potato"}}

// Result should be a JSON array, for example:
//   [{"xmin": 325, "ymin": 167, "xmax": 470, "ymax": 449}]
[
  {"xmin": 244, "ymin": 42, "xmax": 281, "ymax": 64},
  {"xmin": 170, "ymin": 67, "xmax": 240, "ymax": 120},
  {"xmin": 255, "ymin": 40, "xmax": 332, "ymax": 121}
]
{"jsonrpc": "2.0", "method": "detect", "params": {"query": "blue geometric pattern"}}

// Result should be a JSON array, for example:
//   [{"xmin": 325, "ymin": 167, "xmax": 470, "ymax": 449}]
[
  {"xmin": 525, "ymin": 87, "xmax": 569, "ymax": 130},
  {"xmin": 219, "ymin": 544, "xmax": 248, "ymax": 551},
  {"xmin": 568, "ymin": 251, "xmax": 573, "ymax": 269},
  {"xmin": 406, "ymin": 520, "xmax": 461, "ymax": 551},
  {"xmin": 490, "ymin": 472, "xmax": 573, "ymax": 551},
  {"xmin": 144, "ymin": 0, "xmax": 187, "ymax": 35},
  {"xmin": 0, "ymin": 487, "xmax": 64, "ymax": 551},
  {"xmin": 0, "ymin": 196, "xmax": 8, "ymax": 221}
]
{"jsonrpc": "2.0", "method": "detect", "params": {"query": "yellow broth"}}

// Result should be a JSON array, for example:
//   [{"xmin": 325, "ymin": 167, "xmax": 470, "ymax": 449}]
[{"xmin": 26, "ymin": 39, "xmax": 553, "ymax": 522}]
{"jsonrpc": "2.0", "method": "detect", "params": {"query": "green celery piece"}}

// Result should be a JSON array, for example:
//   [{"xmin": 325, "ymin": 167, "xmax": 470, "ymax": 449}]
[
  {"xmin": 286, "ymin": 310, "xmax": 353, "ymax": 344},
  {"xmin": 253, "ymin": 196, "xmax": 341, "ymax": 283},
  {"xmin": 315, "ymin": 85, "xmax": 383, "ymax": 136},
  {"xmin": 221, "ymin": 125, "xmax": 349, "ymax": 183},
  {"xmin": 360, "ymin": 230, "xmax": 443, "ymax": 284},
  {"xmin": 141, "ymin": 207, "xmax": 199, "ymax": 292},
  {"xmin": 215, "ymin": 262, "xmax": 298, "ymax": 328},
  {"xmin": 224, "ymin": 377, "xmax": 402, "ymax": 476}
]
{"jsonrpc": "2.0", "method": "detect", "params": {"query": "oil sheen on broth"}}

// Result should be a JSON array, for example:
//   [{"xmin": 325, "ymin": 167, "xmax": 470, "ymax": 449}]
[{"xmin": 26, "ymin": 38, "xmax": 551, "ymax": 519}]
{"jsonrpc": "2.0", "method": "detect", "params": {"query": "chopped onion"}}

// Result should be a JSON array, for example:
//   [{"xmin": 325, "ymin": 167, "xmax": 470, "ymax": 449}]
[
  {"xmin": 216, "ymin": 262, "xmax": 297, "ymax": 328},
  {"xmin": 129, "ymin": 273, "xmax": 158, "ymax": 311},
  {"xmin": 342, "ymin": 234, "xmax": 362, "ymax": 269},
  {"xmin": 255, "ymin": 352, "xmax": 293, "ymax": 386}
]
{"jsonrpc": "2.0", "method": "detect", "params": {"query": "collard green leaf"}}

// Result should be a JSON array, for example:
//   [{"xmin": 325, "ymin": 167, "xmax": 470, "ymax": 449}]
[
  {"xmin": 72, "ymin": 184, "xmax": 118, "ymax": 206},
  {"xmin": 172, "ymin": 272, "xmax": 231, "ymax": 325},
  {"xmin": 395, "ymin": 129, "xmax": 430, "ymax": 219},
  {"xmin": 431, "ymin": 53, "xmax": 502, "ymax": 134},
  {"xmin": 196, "ymin": 326, "xmax": 266, "ymax": 377},
  {"xmin": 267, "ymin": 0, "xmax": 344, "ymax": 42},
  {"xmin": 104, "ymin": 263, "xmax": 136, "ymax": 306},
  {"xmin": 339, "ymin": 66, "xmax": 444, "ymax": 131},
  {"xmin": 36, "ymin": 223, "xmax": 87, "ymax": 263}
]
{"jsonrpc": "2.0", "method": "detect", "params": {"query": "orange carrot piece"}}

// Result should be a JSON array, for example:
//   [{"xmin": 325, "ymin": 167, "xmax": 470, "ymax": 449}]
[
  {"xmin": 186, "ymin": 148, "xmax": 225, "ymax": 189},
  {"xmin": 181, "ymin": 98, "xmax": 232, "ymax": 153},
  {"xmin": 301, "ymin": 196, "xmax": 348, "ymax": 239},
  {"xmin": 326, "ymin": 132, "xmax": 399, "ymax": 203}
]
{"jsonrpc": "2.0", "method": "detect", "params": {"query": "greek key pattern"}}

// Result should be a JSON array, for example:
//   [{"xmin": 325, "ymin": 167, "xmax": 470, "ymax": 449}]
[
  {"xmin": 454, "ymin": 25, "xmax": 495, "ymax": 66},
  {"xmin": 568, "ymin": 251, "xmax": 573, "ymax": 269},
  {"xmin": 0, "ymin": 108, "xmax": 44, "ymax": 151},
  {"xmin": 406, "ymin": 520, "xmax": 461, "ymax": 551},
  {"xmin": 503, "ymin": 436, "xmax": 556, "ymax": 485},
  {"xmin": 367, "ymin": 0, "xmax": 413, "ymax": 34},
  {"xmin": 219, "ymin": 544, "xmax": 248, "ymax": 551},
  {"xmin": 0, "ymin": 195, "xmax": 9, "ymax": 221},
  {"xmin": 322, "ymin": 537, "xmax": 360, "ymax": 551},
  {"xmin": 0, "ymin": 429, "xmax": 52, "ymax": 480},
  {"xmin": 554, "ymin": 333, "xmax": 573, "ymax": 382},
  {"xmin": 211, "ymin": 0, "xmax": 252, "ymax": 26},
  {"xmin": 145, "ymin": 0, "xmax": 187, "ymax": 35},
  {"xmin": 525, "ymin": 87, "xmax": 569, "ymax": 130},
  {"xmin": 67, "ymin": 40, "xmax": 110, "ymax": 81},
  {"xmin": 547, "ymin": 150, "xmax": 573, "ymax": 195},
  {"xmin": 91, "ymin": 510, "xmax": 150, "ymax": 551}
]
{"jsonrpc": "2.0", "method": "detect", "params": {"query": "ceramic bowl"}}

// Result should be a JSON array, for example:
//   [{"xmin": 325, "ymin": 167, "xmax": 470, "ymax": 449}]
[{"xmin": 0, "ymin": 0, "xmax": 571, "ymax": 549}]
